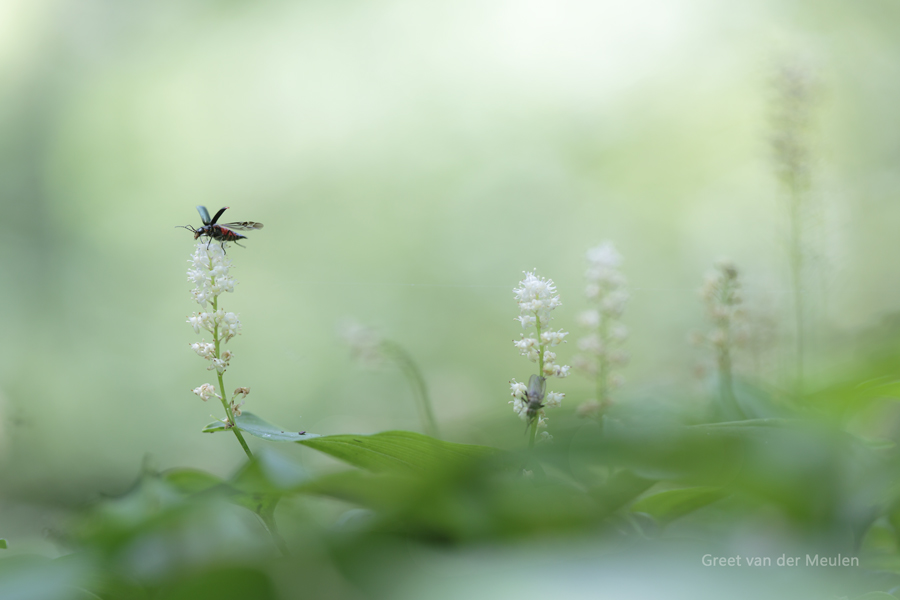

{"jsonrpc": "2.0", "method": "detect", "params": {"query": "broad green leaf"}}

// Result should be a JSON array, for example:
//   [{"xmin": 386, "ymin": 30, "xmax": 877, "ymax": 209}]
[
  {"xmin": 232, "ymin": 450, "xmax": 310, "ymax": 493},
  {"xmin": 202, "ymin": 412, "xmax": 320, "ymax": 442},
  {"xmin": 298, "ymin": 431, "xmax": 501, "ymax": 475},
  {"xmin": 162, "ymin": 469, "xmax": 224, "ymax": 495},
  {"xmin": 155, "ymin": 566, "xmax": 278, "ymax": 600},
  {"xmin": 588, "ymin": 470, "xmax": 656, "ymax": 515},
  {"xmin": 296, "ymin": 470, "xmax": 418, "ymax": 509},
  {"xmin": 631, "ymin": 487, "xmax": 725, "ymax": 525},
  {"xmin": 0, "ymin": 540, "xmax": 6, "ymax": 549}
]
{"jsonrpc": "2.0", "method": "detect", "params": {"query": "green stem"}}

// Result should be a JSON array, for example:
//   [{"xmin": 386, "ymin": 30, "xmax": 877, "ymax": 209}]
[
  {"xmin": 715, "ymin": 278, "xmax": 743, "ymax": 420},
  {"xmin": 382, "ymin": 341, "xmax": 439, "ymax": 438},
  {"xmin": 259, "ymin": 509, "xmax": 290, "ymax": 557},
  {"xmin": 212, "ymin": 291, "xmax": 252, "ymax": 459},
  {"xmin": 530, "ymin": 314, "xmax": 544, "ymax": 450},
  {"xmin": 790, "ymin": 189, "xmax": 804, "ymax": 397},
  {"xmin": 597, "ymin": 314, "xmax": 609, "ymax": 405},
  {"xmin": 528, "ymin": 414, "xmax": 539, "ymax": 449}
]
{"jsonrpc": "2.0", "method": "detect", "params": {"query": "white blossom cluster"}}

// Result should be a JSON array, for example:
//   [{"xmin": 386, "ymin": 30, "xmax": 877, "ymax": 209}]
[
  {"xmin": 512, "ymin": 271, "xmax": 571, "ymax": 378},
  {"xmin": 186, "ymin": 241, "xmax": 246, "ymax": 408},
  {"xmin": 509, "ymin": 271, "xmax": 569, "ymax": 435},
  {"xmin": 188, "ymin": 242, "xmax": 236, "ymax": 307},
  {"xmin": 192, "ymin": 383, "xmax": 218, "ymax": 402},
  {"xmin": 337, "ymin": 319, "xmax": 384, "ymax": 367},
  {"xmin": 187, "ymin": 309, "xmax": 242, "ymax": 343},
  {"xmin": 695, "ymin": 259, "xmax": 746, "ymax": 351},
  {"xmin": 574, "ymin": 242, "xmax": 629, "ymax": 416}
]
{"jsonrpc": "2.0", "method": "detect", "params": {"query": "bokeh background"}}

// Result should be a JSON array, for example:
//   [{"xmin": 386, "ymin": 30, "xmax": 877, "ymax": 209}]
[{"xmin": 2, "ymin": 0, "xmax": 900, "ymax": 570}]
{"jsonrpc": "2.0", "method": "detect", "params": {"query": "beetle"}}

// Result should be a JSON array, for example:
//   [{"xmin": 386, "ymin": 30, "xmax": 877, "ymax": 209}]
[{"xmin": 179, "ymin": 206, "xmax": 263, "ymax": 251}]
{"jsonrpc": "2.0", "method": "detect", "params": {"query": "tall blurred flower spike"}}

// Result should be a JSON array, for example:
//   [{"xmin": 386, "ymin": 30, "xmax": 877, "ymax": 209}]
[
  {"xmin": 186, "ymin": 241, "xmax": 252, "ymax": 459},
  {"xmin": 339, "ymin": 319, "xmax": 438, "ymax": 438},
  {"xmin": 573, "ymin": 242, "xmax": 628, "ymax": 418},
  {"xmin": 510, "ymin": 270, "xmax": 568, "ymax": 448},
  {"xmin": 771, "ymin": 58, "xmax": 820, "ymax": 395},
  {"xmin": 695, "ymin": 259, "xmax": 747, "ymax": 421}
]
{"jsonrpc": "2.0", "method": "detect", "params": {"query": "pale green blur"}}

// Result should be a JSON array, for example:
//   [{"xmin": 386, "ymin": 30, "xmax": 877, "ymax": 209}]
[{"xmin": 1, "ymin": 0, "xmax": 899, "ymax": 505}]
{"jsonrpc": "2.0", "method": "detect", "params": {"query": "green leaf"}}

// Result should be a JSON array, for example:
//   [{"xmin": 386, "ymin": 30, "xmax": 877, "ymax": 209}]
[
  {"xmin": 232, "ymin": 450, "xmax": 310, "ymax": 493},
  {"xmin": 298, "ymin": 431, "xmax": 501, "ymax": 475},
  {"xmin": 631, "ymin": 487, "xmax": 725, "ymax": 525},
  {"xmin": 0, "ymin": 540, "xmax": 6, "ymax": 549},
  {"xmin": 162, "ymin": 469, "xmax": 225, "ymax": 495},
  {"xmin": 853, "ymin": 594, "xmax": 898, "ymax": 600},
  {"xmin": 296, "ymin": 470, "xmax": 418, "ymax": 509},
  {"xmin": 202, "ymin": 412, "xmax": 320, "ymax": 442},
  {"xmin": 588, "ymin": 470, "xmax": 656, "ymax": 515}
]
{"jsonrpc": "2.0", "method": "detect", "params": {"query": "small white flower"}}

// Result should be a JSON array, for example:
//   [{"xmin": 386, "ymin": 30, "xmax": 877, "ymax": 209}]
[
  {"xmin": 577, "ymin": 310, "xmax": 600, "ymax": 328},
  {"xmin": 190, "ymin": 341, "xmax": 216, "ymax": 360},
  {"xmin": 577, "ymin": 334, "xmax": 603, "ymax": 355},
  {"xmin": 509, "ymin": 379, "xmax": 527, "ymax": 399},
  {"xmin": 610, "ymin": 324, "xmax": 629, "ymax": 342},
  {"xmin": 601, "ymin": 290, "xmax": 629, "ymax": 318},
  {"xmin": 540, "ymin": 329, "xmax": 568, "ymax": 346},
  {"xmin": 586, "ymin": 242, "xmax": 622, "ymax": 270},
  {"xmin": 509, "ymin": 397, "xmax": 528, "ymax": 420},
  {"xmin": 188, "ymin": 242, "xmax": 236, "ymax": 308},
  {"xmin": 192, "ymin": 383, "xmax": 218, "ymax": 402},
  {"xmin": 513, "ymin": 336, "xmax": 539, "ymax": 353},
  {"xmin": 544, "ymin": 391, "xmax": 564, "ymax": 408},
  {"xmin": 513, "ymin": 271, "xmax": 563, "ymax": 328},
  {"xmin": 515, "ymin": 314, "xmax": 537, "ymax": 328},
  {"xmin": 538, "ymin": 431, "xmax": 553, "ymax": 443}
]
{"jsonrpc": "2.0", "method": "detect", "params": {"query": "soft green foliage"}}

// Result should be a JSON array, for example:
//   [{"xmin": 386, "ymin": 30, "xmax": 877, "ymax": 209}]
[
  {"xmin": 201, "ymin": 413, "xmax": 320, "ymax": 442},
  {"xmin": 6, "ymin": 405, "xmax": 900, "ymax": 597},
  {"xmin": 4, "ymin": 1, "xmax": 900, "ymax": 598},
  {"xmin": 297, "ymin": 431, "xmax": 501, "ymax": 475}
]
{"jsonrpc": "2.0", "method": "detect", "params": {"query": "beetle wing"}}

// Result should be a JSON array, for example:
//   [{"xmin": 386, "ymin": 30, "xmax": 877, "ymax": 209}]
[
  {"xmin": 196, "ymin": 205, "xmax": 211, "ymax": 225},
  {"xmin": 219, "ymin": 221, "xmax": 264, "ymax": 231},
  {"xmin": 209, "ymin": 207, "xmax": 230, "ymax": 225}
]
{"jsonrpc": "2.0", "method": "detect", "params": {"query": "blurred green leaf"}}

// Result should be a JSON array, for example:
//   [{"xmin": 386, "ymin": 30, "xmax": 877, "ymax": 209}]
[
  {"xmin": 232, "ymin": 450, "xmax": 310, "ymax": 493},
  {"xmin": 0, "ymin": 554, "xmax": 92, "ymax": 600},
  {"xmin": 296, "ymin": 470, "xmax": 419, "ymax": 510},
  {"xmin": 202, "ymin": 412, "xmax": 320, "ymax": 442},
  {"xmin": 156, "ymin": 566, "xmax": 277, "ymax": 600},
  {"xmin": 852, "ymin": 593, "xmax": 898, "ymax": 600},
  {"xmin": 161, "ymin": 469, "xmax": 225, "ymax": 495},
  {"xmin": 0, "ymin": 540, "xmax": 6, "ymax": 549},
  {"xmin": 298, "ymin": 431, "xmax": 502, "ymax": 475},
  {"xmin": 631, "ymin": 487, "xmax": 725, "ymax": 525},
  {"xmin": 587, "ymin": 470, "xmax": 656, "ymax": 515}
]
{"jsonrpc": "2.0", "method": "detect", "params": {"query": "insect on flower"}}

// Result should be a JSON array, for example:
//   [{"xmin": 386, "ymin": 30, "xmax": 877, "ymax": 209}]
[{"xmin": 178, "ymin": 206, "xmax": 264, "ymax": 251}]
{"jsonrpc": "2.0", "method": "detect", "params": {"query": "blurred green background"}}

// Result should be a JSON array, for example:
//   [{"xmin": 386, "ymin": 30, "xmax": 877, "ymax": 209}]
[{"xmin": 2, "ymin": 0, "xmax": 900, "ymax": 575}]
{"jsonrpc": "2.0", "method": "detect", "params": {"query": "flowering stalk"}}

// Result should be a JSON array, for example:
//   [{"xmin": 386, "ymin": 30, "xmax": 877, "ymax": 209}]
[
  {"xmin": 187, "ymin": 242, "xmax": 252, "ymax": 459},
  {"xmin": 573, "ymin": 243, "xmax": 629, "ymax": 418},
  {"xmin": 771, "ymin": 60, "xmax": 817, "ymax": 395},
  {"xmin": 510, "ymin": 271, "xmax": 569, "ymax": 448},
  {"xmin": 696, "ymin": 260, "xmax": 747, "ymax": 420}
]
